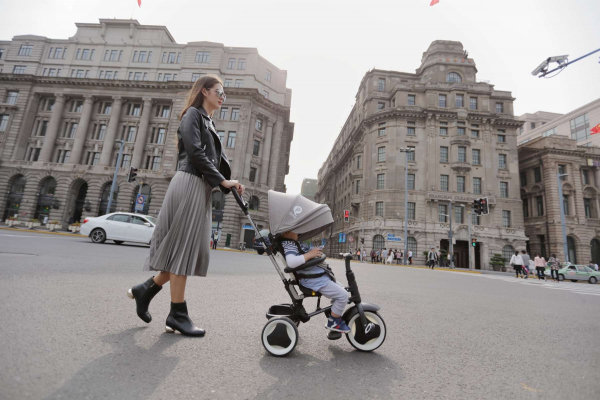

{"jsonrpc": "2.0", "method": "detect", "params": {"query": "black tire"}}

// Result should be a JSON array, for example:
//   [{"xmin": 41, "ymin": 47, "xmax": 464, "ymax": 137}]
[
  {"xmin": 90, "ymin": 228, "xmax": 106, "ymax": 244},
  {"xmin": 559, "ymin": 274, "xmax": 565, "ymax": 281},
  {"xmin": 570, "ymin": 280, "xmax": 578, "ymax": 283},
  {"xmin": 345, "ymin": 311, "xmax": 387, "ymax": 352},
  {"xmin": 589, "ymin": 276, "xmax": 598, "ymax": 284},
  {"xmin": 261, "ymin": 316, "xmax": 298, "ymax": 357},
  {"xmin": 114, "ymin": 241, "xmax": 124, "ymax": 245}
]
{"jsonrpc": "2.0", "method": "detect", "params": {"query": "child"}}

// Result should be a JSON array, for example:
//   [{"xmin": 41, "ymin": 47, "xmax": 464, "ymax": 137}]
[{"xmin": 279, "ymin": 230, "xmax": 351, "ymax": 333}]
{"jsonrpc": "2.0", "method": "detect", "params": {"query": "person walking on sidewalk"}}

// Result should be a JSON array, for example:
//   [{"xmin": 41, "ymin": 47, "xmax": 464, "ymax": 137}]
[
  {"xmin": 386, "ymin": 249, "xmax": 394, "ymax": 265},
  {"xmin": 520, "ymin": 250, "xmax": 531, "ymax": 278},
  {"xmin": 381, "ymin": 248, "xmax": 388, "ymax": 264},
  {"xmin": 370, "ymin": 249, "xmax": 376, "ymax": 264},
  {"xmin": 408, "ymin": 250, "xmax": 413, "ymax": 265},
  {"xmin": 548, "ymin": 254, "xmax": 560, "ymax": 282},
  {"xmin": 510, "ymin": 251, "xmax": 524, "ymax": 278},
  {"xmin": 534, "ymin": 253, "xmax": 547, "ymax": 280},
  {"xmin": 427, "ymin": 247, "xmax": 438, "ymax": 269},
  {"xmin": 212, "ymin": 230, "xmax": 218, "ymax": 250},
  {"xmin": 127, "ymin": 75, "xmax": 244, "ymax": 337}
]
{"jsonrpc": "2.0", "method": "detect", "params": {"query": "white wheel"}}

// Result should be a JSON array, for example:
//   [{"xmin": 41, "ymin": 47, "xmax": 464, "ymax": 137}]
[
  {"xmin": 345, "ymin": 311, "xmax": 386, "ymax": 352},
  {"xmin": 261, "ymin": 316, "xmax": 298, "ymax": 357}
]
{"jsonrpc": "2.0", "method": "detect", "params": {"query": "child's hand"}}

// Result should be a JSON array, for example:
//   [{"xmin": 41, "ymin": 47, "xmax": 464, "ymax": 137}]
[{"xmin": 306, "ymin": 247, "xmax": 324, "ymax": 260}]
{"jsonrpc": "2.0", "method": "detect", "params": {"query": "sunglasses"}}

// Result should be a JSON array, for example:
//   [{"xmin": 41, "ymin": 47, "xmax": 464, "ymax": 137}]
[{"xmin": 213, "ymin": 88, "xmax": 226, "ymax": 101}]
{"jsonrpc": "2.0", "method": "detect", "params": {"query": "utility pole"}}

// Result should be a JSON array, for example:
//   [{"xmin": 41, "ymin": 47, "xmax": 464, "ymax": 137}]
[
  {"xmin": 399, "ymin": 147, "xmax": 414, "ymax": 265},
  {"xmin": 106, "ymin": 140, "xmax": 125, "ymax": 215}
]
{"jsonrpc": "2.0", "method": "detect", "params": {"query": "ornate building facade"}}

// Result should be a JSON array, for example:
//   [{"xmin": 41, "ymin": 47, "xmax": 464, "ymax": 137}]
[
  {"xmin": 0, "ymin": 19, "xmax": 294, "ymax": 248},
  {"xmin": 315, "ymin": 40, "xmax": 527, "ymax": 269}
]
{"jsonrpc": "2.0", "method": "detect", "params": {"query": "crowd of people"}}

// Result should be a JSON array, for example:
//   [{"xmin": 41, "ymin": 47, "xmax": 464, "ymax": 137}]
[{"xmin": 366, "ymin": 248, "xmax": 412, "ymax": 265}]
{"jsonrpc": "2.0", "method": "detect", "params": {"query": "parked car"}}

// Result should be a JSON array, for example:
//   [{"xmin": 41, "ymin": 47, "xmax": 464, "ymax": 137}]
[
  {"xmin": 253, "ymin": 229, "xmax": 271, "ymax": 254},
  {"xmin": 80, "ymin": 212, "xmax": 157, "ymax": 245},
  {"xmin": 547, "ymin": 263, "xmax": 600, "ymax": 284}
]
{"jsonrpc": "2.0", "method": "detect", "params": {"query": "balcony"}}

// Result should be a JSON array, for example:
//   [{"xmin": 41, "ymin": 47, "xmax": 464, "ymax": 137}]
[{"xmin": 451, "ymin": 161, "xmax": 471, "ymax": 172}]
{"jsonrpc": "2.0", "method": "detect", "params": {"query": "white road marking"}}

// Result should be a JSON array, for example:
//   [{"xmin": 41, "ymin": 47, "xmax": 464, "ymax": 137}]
[
  {"xmin": 467, "ymin": 273, "xmax": 600, "ymax": 296},
  {"xmin": 0, "ymin": 234, "xmax": 58, "ymax": 238}
]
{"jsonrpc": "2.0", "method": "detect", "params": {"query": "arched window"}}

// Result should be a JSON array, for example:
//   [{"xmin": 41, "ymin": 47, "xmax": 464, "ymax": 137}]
[
  {"xmin": 248, "ymin": 196, "xmax": 260, "ymax": 211},
  {"xmin": 3, "ymin": 175, "xmax": 26, "ymax": 220},
  {"xmin": 446, "ymin": 72, "xmax": 462, "ymax": 83},
  {"xmin": 567, "ymin": 236, "xmax": 577, "ymax": 264},
  {"xmin": 502, "ymin": 245, "xmax": 514, "ymax": 264},
  {"xmin": 212, "ymin": 191, "xmax": 225, "ymax": 211},
  {"xmin": 373, "ymin": 234, "xmax": 385, "ymax": 251},
  {"xmin": 34, "ymin": 177, "xmax": 57, "ymax": 221},
  {"xmin": 591, "ymin": 239, "xmax": 600, "ymax": 265},
  {"xmin": 407, "ymin": 236, "xmax": 417, "ymax": 254},
  {"xmin": 98, "ymin": 182, "xmax": 118, "ymax": 216},
  {"xmin": 39, "ymin": 177, "xmax": 57, "ymax": 196}
]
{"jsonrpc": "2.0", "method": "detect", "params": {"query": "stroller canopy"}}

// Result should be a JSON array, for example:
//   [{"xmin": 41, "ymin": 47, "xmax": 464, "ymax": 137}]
[{"xmin": 268, "ymin": 190, "xmax": 333, "ymax": 241}]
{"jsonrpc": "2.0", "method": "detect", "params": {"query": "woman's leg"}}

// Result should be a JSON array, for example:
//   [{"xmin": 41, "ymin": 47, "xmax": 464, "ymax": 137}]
[
  {"xmin": 154, "ymin": 271, "xmax": 170, "ymax": 286},
  {"xmin": 169, "ymin": 273, "xmax": 187, "ymax": 303}
]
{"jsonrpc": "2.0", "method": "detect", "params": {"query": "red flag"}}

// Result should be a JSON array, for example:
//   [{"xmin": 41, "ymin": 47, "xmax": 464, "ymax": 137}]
[
  {"xmin": 591, "ymin": 123, "xmax": 600, "ymax": 135},
  {"xmin": 137, "ymin": 0, "xmax": 141, "ymax": 6},
  {"xmin": 430, "ymin": 0, "xmax": 440, "ymax": 5}
]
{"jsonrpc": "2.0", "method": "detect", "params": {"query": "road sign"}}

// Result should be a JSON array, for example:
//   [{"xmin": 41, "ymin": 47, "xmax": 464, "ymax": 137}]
[
  {"xmin": 338, "ymin": 233, "xmax": 346, "ymax": 243},
  {"xmin": 135, "ymin": 194, "xmax": 146, "ymax": 211},
  {"xmin": 349, "ymin": 236, "xmax": 354, "ymax": 242},
  {"xmin": 387, "ymin": 234, "xmax": 402, "ymax": 242}
]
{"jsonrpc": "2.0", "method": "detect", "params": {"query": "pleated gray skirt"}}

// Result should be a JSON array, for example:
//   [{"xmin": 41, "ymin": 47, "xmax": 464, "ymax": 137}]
[{"xmin": 143, "ymin": 171, "xmax": 213, "ymax": 277}]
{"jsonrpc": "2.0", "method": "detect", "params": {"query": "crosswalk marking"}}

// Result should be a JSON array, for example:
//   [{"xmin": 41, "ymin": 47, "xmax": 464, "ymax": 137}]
[{"xmin": 466, "ymin": 274, "xmax": 600, "ymax": 296}]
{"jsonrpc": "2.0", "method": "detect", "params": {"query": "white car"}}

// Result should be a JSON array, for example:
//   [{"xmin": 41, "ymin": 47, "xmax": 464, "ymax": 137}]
[{"xmin": 80, "ymin": 212, "xmax": 157, "ymax": 245}]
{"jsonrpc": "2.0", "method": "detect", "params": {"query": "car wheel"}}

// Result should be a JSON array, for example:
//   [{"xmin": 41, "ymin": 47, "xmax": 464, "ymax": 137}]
[
  {"xmin": 90, "ymin": 228, "xmax": 106, "ymax": 244},
  {"xmin": 570, "ymin": 280, "xmax": 578, "ymax": 283},
  {"xmin": 114, "ymin": 241, "xmax": 124, "ymax": 245},
  {"xmin": 558, "ymin": 274, "xmax": 565, "ymax": 281},
  {"xmin": 589, "ymin": 276, "xmax": 598, "ymax": 284}
]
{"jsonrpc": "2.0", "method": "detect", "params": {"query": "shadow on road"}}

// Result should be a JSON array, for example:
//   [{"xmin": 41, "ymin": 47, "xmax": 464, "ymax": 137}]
[
  {"xmin": 256, "ymin": 345, "xmax": 403, "ymax": 399},
  {"xmin": 45, "ymin": 327, "xmax": 181, "ymax": 400}
]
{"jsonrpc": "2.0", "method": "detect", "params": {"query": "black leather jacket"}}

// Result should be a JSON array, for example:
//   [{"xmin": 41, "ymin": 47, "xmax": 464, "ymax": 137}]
[{"xmin": 177, "ymin": 106, "xmax": 232, "ymax": 193}]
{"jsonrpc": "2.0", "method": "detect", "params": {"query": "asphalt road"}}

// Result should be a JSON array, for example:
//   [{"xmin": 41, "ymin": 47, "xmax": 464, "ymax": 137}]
[{"xmin": 1, "ymin": 229, "xmax": 599, "ymax": 400}]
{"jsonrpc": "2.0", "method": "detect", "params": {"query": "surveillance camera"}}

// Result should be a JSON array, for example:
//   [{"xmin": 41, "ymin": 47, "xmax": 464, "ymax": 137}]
[
  {"xmin": 531, "ymin": 59, "xmax": 549, "ymax": 76},
  {"xmin": 548, "ymin": 55, "xmax": 569, "ymax": 65}
]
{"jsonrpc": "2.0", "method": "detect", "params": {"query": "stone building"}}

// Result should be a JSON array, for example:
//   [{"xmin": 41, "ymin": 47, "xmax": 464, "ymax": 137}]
[
  {"xmin": 0, "ymin": 19, "xmax": 294, "ymax": 248},
  {"xmin": 516, "ymin": 111, "xmax": 562, "ymax": 137},
  {"xmin": 315, "ymin": 40, "xmax": 527, "ymax": 269},
  {"xmin": 300, "ymin": 178, "xmax": 317, "ymax": 201},
  {"xmin": 518, "ymin": 135, "xmax": 600, "ymax": 264}
]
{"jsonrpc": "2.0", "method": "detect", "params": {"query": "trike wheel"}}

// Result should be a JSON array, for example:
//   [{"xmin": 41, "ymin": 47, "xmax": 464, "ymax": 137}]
[
  {"xmin": 261, "ymin": 316, "xmax": 298, "ymax": 357},
  {"xmin": 345, "ymin": 311, "xmax": 386, "ymax": 352}
]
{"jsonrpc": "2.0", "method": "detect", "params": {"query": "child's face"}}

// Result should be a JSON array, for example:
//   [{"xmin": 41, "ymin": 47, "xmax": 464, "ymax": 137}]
[{"xmin": 282, "ymin": 231, "xmax": 298, "ymax": 240}]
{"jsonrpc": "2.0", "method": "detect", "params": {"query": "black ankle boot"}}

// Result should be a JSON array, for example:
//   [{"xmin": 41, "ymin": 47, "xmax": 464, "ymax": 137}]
[
  {"xmin": 165, "ymin": 301, "xmax": 205, "ymax": 337},
  {"xmin": 127, "ymin": 276, "xmax": 162, "ymax": 323}
]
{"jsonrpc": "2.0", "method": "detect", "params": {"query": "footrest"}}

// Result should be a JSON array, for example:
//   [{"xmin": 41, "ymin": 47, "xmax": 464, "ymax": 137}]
[{"xmin": 327, "ymin": 331, "xmax": 342, "ymax": 340}]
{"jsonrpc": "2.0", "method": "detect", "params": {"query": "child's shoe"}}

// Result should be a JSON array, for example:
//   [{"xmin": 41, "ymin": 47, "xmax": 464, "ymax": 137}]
[{"xmin": 326, "ymin": 316, "xmax": 351, "ymax": 333}]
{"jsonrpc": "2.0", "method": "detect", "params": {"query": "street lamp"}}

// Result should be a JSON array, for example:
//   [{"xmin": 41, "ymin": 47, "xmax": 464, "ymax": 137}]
[
  {"xmin": 106, "ymin": 139, "xmax": 125, "ymax": 215},
  {"xmin": 399, "ymin": 147, "xmax": 414, "ymax": 265},
  {"xmin": 557, "ymin": 173, "xmax": 569, "ymax": 263}
]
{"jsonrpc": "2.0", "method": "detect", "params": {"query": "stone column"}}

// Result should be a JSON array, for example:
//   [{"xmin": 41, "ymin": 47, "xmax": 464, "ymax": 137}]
[
  {"xmin": 268, "ymin": 118, "xmax": 282, "ymax": 189},
  {"xmin": 260, "ymin": 120, "xmax": 274, "ymax": 185},
  {"xmin": 131, "ymin": 97, "xmax": 153, "ymax": 169},
  {"xmin": 69, "ymin": 95, "xmax": 95, "ymax": 164},
  {"xmin": 11, "ymin": 93, "xmax": 40, "ymax": 160},
  {"xmin": 243, "ymin": 113, "xmax": 257, "ymax": 180},
  {"xmin": 99, "ymin": 96, "xmax": 123, "ymax": 166},
  {"xmin": 38, "ymin": 94, "xmax": 66, "ymax": 162}
]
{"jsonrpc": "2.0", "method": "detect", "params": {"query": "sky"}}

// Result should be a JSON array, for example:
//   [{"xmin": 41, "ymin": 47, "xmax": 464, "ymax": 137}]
[{"xmin": 1, "ymin": 0, "xmax": 599, "ymax": 194}]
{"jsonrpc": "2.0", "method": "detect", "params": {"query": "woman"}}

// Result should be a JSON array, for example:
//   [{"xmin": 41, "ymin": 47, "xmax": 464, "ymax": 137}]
[
  {"xmin": 386, "ymin": 249, "xmax": 394, "ymax": 265},
  {"xmin": 534, "ymin": 253, "xmax": 547, "ymax": 280},
  {"xmin": 510, "ymin": 250, "xmax": 524, "ymax": 278},
  {"xmin": 127, "ymin": 75, "xmax": 244, "ymax": 337},
  {"xmin": 548, "ymin": 253, "xmax": 560, "ymax": 282}
]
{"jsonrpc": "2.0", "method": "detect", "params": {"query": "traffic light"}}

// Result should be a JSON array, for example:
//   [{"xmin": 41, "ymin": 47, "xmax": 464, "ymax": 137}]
[
  {"xmin": 474, "ymin": 199, "xmax": 482, "ymax": 215},
  {"xmin": 360, "ymin": 237, "xmax": 364, "ymax": 244},
  {"xmin": 481, "ymin": 197, "xmax": 489, "ymax": 215},
  {"xmin": 343, "ymin": 210, "xmax": 350, "ymax": 223},
  {"xmin": 472, "ymin": 238, "xmax": 477, "ymax": 247},
  {"xmin": 127, "ymin": 167, "xmax": 138, "ymax": 183}
]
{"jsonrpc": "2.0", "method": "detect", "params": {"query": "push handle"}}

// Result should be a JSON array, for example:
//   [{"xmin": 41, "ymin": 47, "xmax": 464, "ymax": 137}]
[{"xmin": 231, "ymin": 186, "xmax": 249, "ymax": 215}]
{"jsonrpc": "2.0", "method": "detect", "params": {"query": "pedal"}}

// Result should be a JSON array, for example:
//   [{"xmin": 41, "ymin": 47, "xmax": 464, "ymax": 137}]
[{"xmin": 327, "ymin": 331, "xmax": 342, "ymax": 340}]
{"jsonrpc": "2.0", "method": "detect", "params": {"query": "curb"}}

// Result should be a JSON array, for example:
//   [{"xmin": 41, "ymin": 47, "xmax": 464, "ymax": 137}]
[
  {"xmin": 388, "ymin": 263, "xmax": 482, "ymax": 274},
  {"xmin": 0, "ymin": 226, "xmax": 84, "ymax": 238}
]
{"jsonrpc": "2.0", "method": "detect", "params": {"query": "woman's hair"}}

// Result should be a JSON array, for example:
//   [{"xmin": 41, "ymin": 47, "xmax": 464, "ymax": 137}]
[
  {"xmin": 551, "ymin": 253, "xmax": 556, "ymax": 258},
  {"xmin": 536, "ymin": 253, "xmax": 540, "ymax": 257},
  {"xmin": 515, "ymin": 251, "xmax": 519, "ymax": 256},
  {"xmin": 179, "ymin": 74, "xmax": 224, "ymax": 121}
]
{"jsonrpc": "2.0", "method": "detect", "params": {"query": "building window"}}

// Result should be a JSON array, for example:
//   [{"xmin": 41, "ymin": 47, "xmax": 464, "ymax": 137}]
[
  {"xmin": 263, "ymin": 90, "xmax": 269, "ymax": 99},
  {"xmin": 68, "ymin": 123, "xmax": 78, "ymax": 138},
  {"xmin": 231, "ymin": 108, "xmax": 239, "ymax": 121},
  {"xmin": 473, "ymin": 177, "xmax": 482, "ymax": 194},
  {"xmin": 543, "ymin": 127, "xmax": 557, "ymax": 137},
  {"xmin": 121, "ymin": 154, "xmax": 131, "ymax": 168},
  {"xmin": 523, "ymin": 201, "xmax": 529, "ymax": 219},
  {"xmin": 255, "ymin": 118, "xmax": 263, "ymax": 131},
  {"xmin": 125, "ymin": 126, "xmax": 136, "ymax": 142},
  {"xmin": 235, "ymin": 79, "xmax": 243, "ymax": 88},
  {"xmin": 5, "ymin": 91, "xmax": 18, "ymax": 105},
  {"xmin": 356, "ymin": 180, "xmax": 360, "ymax": 194},
  {"xmin": 265, "ymin": 70, "xmax": 271, "ymax": 82},
  {"xmin": 455, "ymin": 94, "xmax": 464, "ymax": 108},
  {"xmin": 446, "ymin": 72, "xmax": 462, "ymax": 83},
  {"xmin": 440, "ymin": 126, "xmax": 448, "ymax": 136},
  {"xmin": 499, "ymin": 154, "xmax": 507, "ymax": 170},
  {"xmin": 496, "ymin": 103, "xmax": 504, "ymax": 114},
  {"xmin": 457, "ymin": 127, "xmax": 465, "ymax": 136},
  {"xmin": 438, "ymin": 94, "xmax": 446, "ymax": 108},
  {"xmin": 440, "ymin": 146, "xmax": 448, "ymax": 163},
  {"xmin": 582, "ymin": 170, "xmax": 590, "ymax": 186},
  {"xmin": 570, "ymin": 113, "xmax": 591, "ymax": 142},
  {"xmin": 155, "ymin": 128, "xmax": 166, "ymax": 144},
  {"xmin": 227, "ymin": 131, "xmax": 236, "ymax": 148},
  {"xmin": 563, "ymin": 195, "xmax": 569, "ymax": 216},
  {"xmin": 195, "ymin": 51, "xmax": 210, "ymax": 63},
  {"xmin": 18, "ymin": 44, "xmax": 33, "ymax": 56},
  {"xmin": 458, "ymin": 146, "xmax": 466, "ymax": 162},
  {"xmin": 500, "ymin": 182, "xmax": 509, "ymax": 198},
  {"xmin": 0, "ymin": 48, "xmax": 4, "ymax": 59},
  {"xmin": 0, "ymin": 115, "xmax": 9, "ymax": 132},
  {"xmin": 534, "ymin": 167, "xmax": 542, "ymax": 183},
  {"xmin": 536, "ymin": 196, "xmax": 544, "ymax": 216},
  {"xmin": 520, "ymin": 171, "xmax": 527, "ymax": 186},
  {"xmin": 472, "ymin": 213, "xmax": 480, "ymax": 226},
  {"xmin": 357, "ymin": 155, "xmax": 362, "ymax": 169},
  {"xmin": 13, "ymin": 65, "xmax": 26, "ymax": 74},
  {"xmin": 455, "ymin": 206, "xmax": 464, "ymax": 224},
  {"xmin": 472, "ymin": 149, "xmax": 480, "ymax": 165},
  {"xmin": 502, "ymin": 245, "xmax": 514, "ymax": 264},
  {"xmin": 584, "ymin": 198, "xmax": 592, "ymax": 218},
  {"xmin": 128, "ymin": 103, "xmax": 141, "ymax": 117},
  {"xmin": 374, "ymin": 202, "xmax": 384, "ymax": 217},
  {"xmin": 439, "ymin": 205, "xmax": 448, "ymax": 222},
  {"xmin": 249, "ymin": 167, "xmax": 257, "ymax": 183},
  {"xmin": 502, "ymin": 210, "xmax": 511, "ymax": 227},
  {"xmin": 558, "ymin": 164, "xmax": 566, "ymax": 175},
  {"xmin": 253, "ymin": 140, "xmax": 260, "ymax": 156},
  {"xmin": 498, "ymin": 134, "xmax": 506, "ymax": 143},
  {"xmin": 191, "ymin": 73, "xmax": 201, "ymax": 82},
  {"xmin": 531, "ymin": 122, "xmax": 536, "ymax": 130},
  {"xmin": 377, "ymin": 147, "xmax": 386, "ymax": 162},
  {"xmin": 408, "ymin": 174, "xmax": 415, "ymax": 190},
  {"xmin": 238, "ymin": 58, "xmax": 246, "ymax": 70},
  {"xmin": 405, "ymin": 146, "xmax": 414, "ymax": 161},
  {"xmin": 440, "ymin": 175, "xmax": 449, "ymax": 191},
  {"xmin": 219, "ymin": 108, "xmax": 228, "ymax": 120},
  {"xmin": 224, "ymin": 79, "xmax": 232, "ymax": 87},
  {"xmin": 407, "ymin": 202, "xmax": 416, "ymax": 220},
  {"xmin": 97, "ymin": 124, "xmax": 107, "ymax": 140},
  {"xmin": 217, "ymin": 130, "xmax": 225, "ymax": 143},
  {"xmin": 378, "ymin": 122, "xmax": 386, "ymax": 136},
  {"xmin": 377, "ymin": 102, "xmax": 385, "ymax": 110},
  {"xmin": 38, "ymin": 120, "xmax": 49, "ymax": 137},
  {"xmin": 377, "ymin": 173, "xmax": 385, "ymax": 190},
  {"xmin": 408, "ymin": 94, "xmax": 415, "ymax": 106},
  {"xmin": 407, "ymin": 121, "xmax": 415, "ymax": 136},
  {"xmin": 457, "ymin": 176, "xmax": 465, "ymax": 193},
  {"xmin": 378, "ymin": 78, "xmax": 385, "ymax": 91},
  {"xmin": 56, "ymin": 150, "xmax": 71, "ymax": 164},
  {"xmin": 151, "ymin": 156, "xmax": 161, "ymax": 171},
  {"xmin": 101, "ymin": 102, "xmax": 112, "ymax": 115},
  {"xmin": 470, "ymin": 97, "xmax": 478, "ymax": 110},
  {"xmin": 49, "ymin": 47, "xmax": 67, "ymax": 59},
  {"xmin": 471, "ymin": 129, "xmax": 479, "ymax": 139}
]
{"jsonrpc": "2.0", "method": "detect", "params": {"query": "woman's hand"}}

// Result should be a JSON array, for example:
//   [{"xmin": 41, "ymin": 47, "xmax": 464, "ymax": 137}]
[{"xmin": 221, "ymin": 179, "xmax": 244, "ymax": 196}]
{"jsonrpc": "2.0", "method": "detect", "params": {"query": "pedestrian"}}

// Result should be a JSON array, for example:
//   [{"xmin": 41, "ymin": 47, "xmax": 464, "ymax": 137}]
[
  {"xmin": 447, "ymin": 253, "xmax": 452, "ymax": 268},
  {"xmin": 548, "ymin": 253, "xmax": 560, "ymax": 282},
  {"xmin": 510, "ymin": 250, "xmax": 524, "ymax": 278},
  {"xmin": 408, "ymin": 249, "xmax": 413, "ymax": 265},
  {"xmin": 381, "ymin": 248, "xmax": 388, "ymax": 264},
  {"xmin": 386, "ymin": 249, "xmax": 394, "ymax": 265},
  {"xmin": 396, "ymin": 249, "xmax": 401, "ymax": 264},
  {"xmin": 427, "ymin": 247, "xmax": 438, "ymax": 269},
  {"xmin": 589, "ymin": 260, "xmax": 596, "ymax": 271},
  {"xmin": 375, "ymin": 249, "xmax": 380, "ymax": 263},
  {"xmin": 370, "ymin": 249, "xmax": 376, "ymax": 264},
  {"xmin": 520, "ymin": 250, "xmax": 531, "ymax": 278},
  {"xmin": 212, "ymin": 230, "xmax": 219, "ymax": 250},
  {"xmin": 534, "ymin": 253, "xmax": 547, "ymax": 280},
  {"xmin": 357, "ymin": 249, "xmax": 361, "ymax": 261},
  {"xmin": 127, "ymin": 75, "xmax": 244, "ymax": 337},
  {"xmin": 595, "ymin": 263, "xmax": 599, "ymax": 271}
]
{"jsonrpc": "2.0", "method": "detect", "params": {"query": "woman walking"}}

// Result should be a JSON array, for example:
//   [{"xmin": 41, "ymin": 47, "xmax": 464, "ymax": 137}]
[
  {"xmin": 510, "ymin": 250, "xmax": 524, "ymax": 278},
  {"xmin": 534, "ymin": 253, "xmax": 547, "ymax": 280},
  {"xmin": 127, "ymin": 75, "xmax": 243, "ymax": 337},
  {"xmin": 548, "ymin": 253, "xmax": 560, "ymax": 282}
]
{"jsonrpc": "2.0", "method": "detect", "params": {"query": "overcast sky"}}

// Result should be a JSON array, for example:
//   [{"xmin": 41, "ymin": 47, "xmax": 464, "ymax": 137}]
[{"xmin": 1, "ymin": 0, "xmax": 598, "ymax": 193}]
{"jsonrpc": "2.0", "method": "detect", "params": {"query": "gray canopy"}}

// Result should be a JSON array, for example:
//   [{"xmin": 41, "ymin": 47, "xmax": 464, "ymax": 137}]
[{"xmin": 268, "ymin": 190, "xmax": 333, "ymax": 241}]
